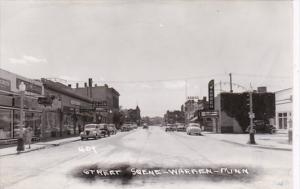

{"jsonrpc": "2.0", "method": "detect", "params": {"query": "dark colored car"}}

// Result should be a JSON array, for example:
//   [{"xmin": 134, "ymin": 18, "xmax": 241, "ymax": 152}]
[
  {"xmin": 143, "ymin": 125, "xmax": 149, "ymax": 129},
  {"xmin": 176, "ymin": 125, "xmax": 186, "ymax": 132},
  {"xmin": 98, "ymin": 124, "xmax": 110, "ymax": 137},
  {"xmin": 121, "ymin": 124, "xmax": 131, "ymax": 132},
  {"xmin": 246, "ymin": 120, "xmax": 276, "ymax": 134},
  {"xmin": 108, "ymin": 124, "xmax": 117, "ymax": 135},
  {"xmin": 165, "ymin": 124, "xmax": 176, "ymax": 132}
]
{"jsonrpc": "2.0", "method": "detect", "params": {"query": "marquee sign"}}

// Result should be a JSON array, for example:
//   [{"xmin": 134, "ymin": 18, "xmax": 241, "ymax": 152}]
[{"xmin": 208, "ymin": 79, "xmax": 215, "ymax": 110}]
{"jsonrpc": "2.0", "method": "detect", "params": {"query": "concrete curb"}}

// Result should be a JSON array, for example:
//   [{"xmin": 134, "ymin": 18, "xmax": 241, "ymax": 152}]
[
  {"xmin": 0, "ymin": 138, "xmax": 81, "ymax": 158},
  {"xmin": 219, "ymin": 139, "xmax": 292, "ymax": 152}
]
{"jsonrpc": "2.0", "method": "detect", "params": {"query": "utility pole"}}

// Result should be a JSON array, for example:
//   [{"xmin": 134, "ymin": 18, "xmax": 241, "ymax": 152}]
[
  {"xmin": 248, "ymin": 91, "xmax": 256, "ymax": 144},
  {"xmin": 229, "ymin": 73, "xmax": 233, "ymax": 93}
]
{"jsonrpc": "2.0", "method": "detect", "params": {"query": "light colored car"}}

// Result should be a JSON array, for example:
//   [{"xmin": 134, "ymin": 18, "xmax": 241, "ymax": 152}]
[
  {"xmin": 80, "ymin": 124, "xmax": 101, "ymax": 140},
  {"xmin": 186, "ymin": 123, "xmax": 202, "ymax": 136}
]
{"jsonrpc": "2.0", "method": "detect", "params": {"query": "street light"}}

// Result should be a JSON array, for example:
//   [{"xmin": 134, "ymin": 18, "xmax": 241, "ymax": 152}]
[
  {"xmin": 248, "ymin": 91, "xmax": 256, "ymax": 144},
  {"xmin": 16, "ymin": 82, "xmax": 26, "ymax": 153},
  {"xmin": 19, "ymin": 82, "xmax": 26, "ymax": 131}
]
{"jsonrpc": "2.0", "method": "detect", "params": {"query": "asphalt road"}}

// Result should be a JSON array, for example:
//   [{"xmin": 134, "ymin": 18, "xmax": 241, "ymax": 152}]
[{"xmin": 0, "ymin": 126, "xmax": 292, "ymax": 189}]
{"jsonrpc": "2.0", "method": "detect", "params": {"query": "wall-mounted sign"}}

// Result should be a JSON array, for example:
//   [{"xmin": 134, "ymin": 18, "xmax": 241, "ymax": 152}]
[
  {"xmin": 187, "ymin": 96, "xmax": 199, "ymax": 100},
  {"xmin": 16, "ymin": 78, "xmax": 42, "ymax": 94},
  {"xmin": 93, "ymin": 101, "xmax": 107, "ymax": 108},
  {"xmin": 208, "ymin": 79, "xmax": 214, "ymax": 110},
  {"xmin": 70, "ymin": 100, "xmax": 81, "ymax": 106},
  {"xmin": 201, "ymin": 111, "xmax": 218, "ymax": 117},
  {"xmin": 0, "ymin": 77, "xmax": 11, "ymax": 92}
]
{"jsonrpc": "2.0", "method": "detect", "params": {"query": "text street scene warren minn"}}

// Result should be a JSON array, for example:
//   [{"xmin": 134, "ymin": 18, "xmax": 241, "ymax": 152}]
[{"xmin": 0, "ymin": 0, "xmax": 294, "ymax": 189}]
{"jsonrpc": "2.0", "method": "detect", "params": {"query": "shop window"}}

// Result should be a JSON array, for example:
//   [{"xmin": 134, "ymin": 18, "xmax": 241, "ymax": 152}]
[
  {"xmin": 278, "ymin": 112, "xmax": 288, "ymax": 129},
  {"xmin": 0, "ymin": 109, "xmax": 12, "ymax": 139}
]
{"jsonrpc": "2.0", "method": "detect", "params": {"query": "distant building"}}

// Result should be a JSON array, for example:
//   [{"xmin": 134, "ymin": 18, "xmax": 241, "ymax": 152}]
[
  {"xmin": 275, "ymin": 88, "xmax": 293, "ymax": 130},
  {"xmin": 214, "ymin": 89, "xmax": 275, "ymax": 133},
  {"xmin": 164, "ymin": 110, "xmax": 184, "ymax": 124},
  {"xmin": 184, "ymin": 97, "xmax": 208, "ymax": 123},
  {"xmin": 73, "ymin": 79, "xmax": 120, "ymax": 123},
  {"xmin": 122, "ymin": 106, "xmax": 141, "ymax": 125}
]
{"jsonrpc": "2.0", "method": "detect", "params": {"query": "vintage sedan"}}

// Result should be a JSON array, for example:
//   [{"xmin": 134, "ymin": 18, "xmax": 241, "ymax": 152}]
[
  {"xmin": 186, "ymin": 123, "xmax": 202, "ymax": 136},
  {"xmin": 165, "ymin": 124, "xmax": 176, "ymax": 132},
  {"xmin": 121, "ymin": 124, "xmax": 132, "ymax": 132},
  {"xmin": 80, "ymin": 124, "xmax": 102, "ymax": 140}
]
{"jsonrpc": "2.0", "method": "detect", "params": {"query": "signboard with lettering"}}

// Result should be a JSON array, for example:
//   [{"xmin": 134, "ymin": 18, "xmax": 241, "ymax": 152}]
[
  {"xmin": 187, "ymin": 96, "xmax": 199, "ymax": 100},
  {"xmin": 93, "ymin": 101, "xmax": 108, "ymax": 108},
  {"xmin": 208, "ymin": 79, "xmax": 214, "ymax": 110},
  {"xmin": 16, "ymin": 78, "xmax": 42, "ymax": 95},
  {"xmin": 0, "ymin": 77, "xmax": 11, "ymax": 92}
]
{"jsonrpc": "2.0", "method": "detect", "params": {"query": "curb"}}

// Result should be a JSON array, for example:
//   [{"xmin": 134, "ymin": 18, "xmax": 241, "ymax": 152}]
[
  {"xmin": 0, "ymin": 138, "xmax": 81, "ymax": 158},
  {"xmin": 219, "ymin": 139, "xmax": 292, "ymax": 151}
]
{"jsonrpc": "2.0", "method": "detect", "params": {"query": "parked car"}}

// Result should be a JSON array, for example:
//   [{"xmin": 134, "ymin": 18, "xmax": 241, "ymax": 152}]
[
  {"xmin": 121, "ymin": 124, "xmax": 131, "ymax": 132},
  {"xmin": 107, "ymin": 124, "xmax": 117, "ymax": 135},
  {"xmin": 165, "ymin": 124, "xmax": 176, "ymax": 132},
  {"xmin": 80, "ymin": 124, "xmax": 102, "ymax": 140},
  {"xmin": 246, "ymin": 120, "xmax": 277, "ymax": 134},
  {"xmin": 131, "ymin": 124, "xmax": 138, "ymax": 130},
  {"xmin": 176, "ymin": 124, "xmax": 186, "ymax": 132},
  {"xmin": 143, "ymin": 125, "xmax": 149, "ymax": 129},
  {"xmin": 98, "ymin": 124, "xmax": 110, "ymax": 137},
  {"xmin": 186, "ymin": 123, "xmax": 202, "ymax": 136}
]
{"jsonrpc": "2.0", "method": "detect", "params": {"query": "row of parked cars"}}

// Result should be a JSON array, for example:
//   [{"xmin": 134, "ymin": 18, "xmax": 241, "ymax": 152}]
[
  {"xmin": 80, "ymin": 123, "xmax": 117, "ymax": 140},
  {"xmin": 80, "ymin": 123, "xmax": 147, "ymax": 140},
  {"xmin": 164, "ymin": 123, "xmax": 202, "ymax": 136}
]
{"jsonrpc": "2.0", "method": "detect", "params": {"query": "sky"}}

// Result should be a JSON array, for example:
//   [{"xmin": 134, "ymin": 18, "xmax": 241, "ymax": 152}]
[{"xmin": 0, "ymin": 0, "xmax": 293, "ymax": 117}]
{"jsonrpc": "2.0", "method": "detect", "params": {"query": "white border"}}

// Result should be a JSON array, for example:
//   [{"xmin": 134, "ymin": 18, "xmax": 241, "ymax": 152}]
[{"xmin": 293, "ymin": 0, "xmax": 300, "ymax": 189}]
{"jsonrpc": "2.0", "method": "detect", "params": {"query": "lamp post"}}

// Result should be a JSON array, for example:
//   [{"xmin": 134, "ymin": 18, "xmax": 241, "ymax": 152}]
[
  {"xmin": 19, "ymin": 82, "xmax": 26, "ymax": 132},
  {"xmin": 248, "ymin": 91, "xmax": 256, "ymax": 144},
  {"xmin": 16, "ymin": 82, "xmax": 26, "ymax": 153}
]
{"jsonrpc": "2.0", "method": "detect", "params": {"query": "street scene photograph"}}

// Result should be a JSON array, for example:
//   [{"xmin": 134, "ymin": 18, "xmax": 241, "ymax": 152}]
[{"xmin": 0, "ymin": 0, "xmax": 296, "ymax": 189}]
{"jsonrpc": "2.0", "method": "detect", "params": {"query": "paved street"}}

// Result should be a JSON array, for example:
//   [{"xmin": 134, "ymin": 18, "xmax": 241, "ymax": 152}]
[{"xmin": 0, "ymin": 126, "xmax": 292, "ymax": 189}]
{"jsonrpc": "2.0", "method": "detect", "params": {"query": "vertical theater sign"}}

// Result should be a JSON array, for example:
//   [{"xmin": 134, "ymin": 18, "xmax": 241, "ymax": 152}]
[{"xmin": 208, "ymin": 79, "xmax": 214, "ymax": 110}]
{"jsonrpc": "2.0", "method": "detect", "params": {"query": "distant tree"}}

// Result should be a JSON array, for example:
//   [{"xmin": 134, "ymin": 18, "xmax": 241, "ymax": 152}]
[{"xmin": 113, "ymin": 111, "xmax": 124, "ymax": 130}]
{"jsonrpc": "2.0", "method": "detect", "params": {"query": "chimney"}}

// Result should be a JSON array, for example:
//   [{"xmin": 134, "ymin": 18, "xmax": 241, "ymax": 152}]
[
  {"xmin": 84, "ymin": 82, "xmax": 87, "ymax": 87},
  {"xmin": 68, "ymin": 84, "xmax": 72, "ymax": 88},
  {"xmin": 76, "ymin": 83, "xmax": 79, "ymax": 88},
  {"xmin": 94, "ymin": 84, "xmax": 97, "ymax": 87},
  {"xmin": 203, "ymin": 96, "xmax": 207, "ymax": 102},
  {"xmin": 257, "ymin": 86, "xmax": 267, "ymax": 93},
  {"xmin": 88, "ymin": 78, "xmax": 93, "ymax": 98}
]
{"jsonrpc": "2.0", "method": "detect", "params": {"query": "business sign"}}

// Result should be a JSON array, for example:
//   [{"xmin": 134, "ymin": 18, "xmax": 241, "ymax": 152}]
[
  {"xmin": 0, "ymin": 77, "xmax": 11, "ymax": 92},
  {"xmin": 208, "ymin": 79, "xmax": 214, "ymax": 110},
  {"xmin": 70, "ymin": 100, "xmax": 81, "ymax": 106},
  {"xmin": 201, "ymin": 111, "xmax": 218, "ymax": 117},
  {"xmin": 96, "ymin": 108, "xmax": 108, "ymax": 112},
  {"xmin": 16, "ymin": 78, "xmax": 42, "ymax": 95},
  {"xmin": 187, "ymin": 96, "xmax": 199, "ymax": 100},
  {"xmin": 93, "ymin": 101, "xmax": 108, "ymax": 108}
]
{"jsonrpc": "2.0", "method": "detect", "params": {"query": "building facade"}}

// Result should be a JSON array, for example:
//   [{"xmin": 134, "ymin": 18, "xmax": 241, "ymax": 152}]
[
  {"xmin": 214, "ymin": 90, "xmax": 276, "ymax": 133},
  {"xmin": 41, "ymin": 79, "xmax": 94, "ymax": 138},
  {"xmin": 0, "ymin": 69, "xmax": 44, "ymax": 140},
  {"xmin": 73, "ymin": 80, "xmax": 120, "ymax": 123},
  {"xmin": 275, "ymin": 88, "xmax": 293, "ymax": 130}
]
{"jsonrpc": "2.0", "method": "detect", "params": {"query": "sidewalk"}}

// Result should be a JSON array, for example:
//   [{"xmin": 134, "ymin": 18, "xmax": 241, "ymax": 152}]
[
  {"xmin": 203, "ymin": 132, "xmax": 292, "ymax": 151},
  {"xmin": 0, "ymin": 136, "xmax": 81, "ymax": 157}
]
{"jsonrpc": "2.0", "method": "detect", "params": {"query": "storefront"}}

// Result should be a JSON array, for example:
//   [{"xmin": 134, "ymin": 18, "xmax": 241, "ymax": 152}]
[
  {"xmin": 0, "ymin": 69, "xmax": 44, "ymax": 140},
  {"xmin": 42, "ymin": 79, "xmax": 95, "ymax": 138},
  {"xmin": 275, "ymin": 88, "xmax": 293, "ymax": 130}
]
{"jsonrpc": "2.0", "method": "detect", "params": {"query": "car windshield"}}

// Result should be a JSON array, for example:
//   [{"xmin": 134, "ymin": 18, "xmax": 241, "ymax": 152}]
[{"xmin": 85, "ymin": 125, "xmax": 96, "ymax": 129}]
